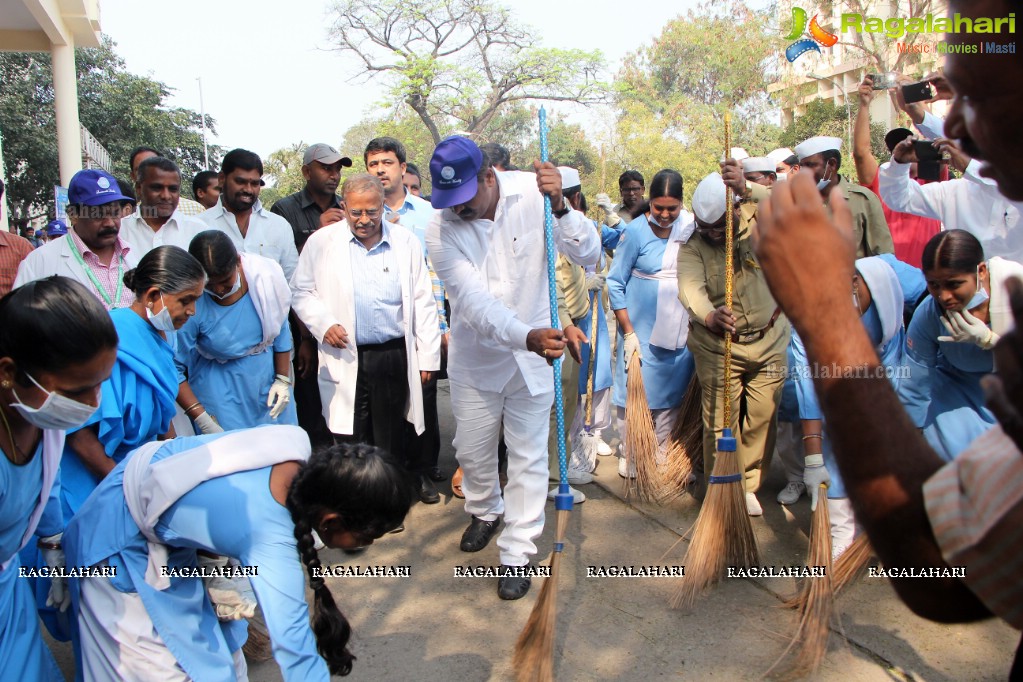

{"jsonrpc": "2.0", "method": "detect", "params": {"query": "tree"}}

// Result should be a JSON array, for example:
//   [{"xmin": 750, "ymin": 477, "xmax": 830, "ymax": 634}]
[
  {"xmin": 327, "ymin": 0, "xmax": 606, "ymax": 145},
  {"xmin": 779, "ymin": 98, "xmax": 888, "ymax": 162},
  {"xmin": 261, "ymin": 143, "xmax": 307, "ymax": 208},
  {"xmin": 0, "ymin": 37, "xmax": 220, "ymax": 220}
]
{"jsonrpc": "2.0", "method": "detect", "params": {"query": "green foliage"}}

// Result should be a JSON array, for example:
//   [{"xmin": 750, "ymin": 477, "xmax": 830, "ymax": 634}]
[
  {"xmin": 0, "ymin": 36, "xmax": 220, "ymax": 220},
  {"xmin": 261, "ymin": 143, "xmax": 307, "ymax": 208},
  {"xmin": 779, "ymin": 99, "xmax": 888, "ymax": 164}
]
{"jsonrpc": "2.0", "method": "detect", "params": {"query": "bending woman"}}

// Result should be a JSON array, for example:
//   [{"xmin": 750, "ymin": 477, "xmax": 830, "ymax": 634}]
[
  {"xmin": 65, "ymin": 426, "xmax": 413, "ymax": 680},
  {"xmin": 0, "ymin": 277, "xmax": 117, "ymax": 680},
  {"xmin": 176, "ymin": 230, "xmax": 297, "ymax": 430}
]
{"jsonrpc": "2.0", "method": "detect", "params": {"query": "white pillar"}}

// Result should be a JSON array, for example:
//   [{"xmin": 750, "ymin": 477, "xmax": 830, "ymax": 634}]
[
  {"xmin": 50, "ymin": 41, "xmax": 82, "ymax": 187},
  {"xmin": 0, "ymin": 127, "xmax": 9, "ymax": 234}
]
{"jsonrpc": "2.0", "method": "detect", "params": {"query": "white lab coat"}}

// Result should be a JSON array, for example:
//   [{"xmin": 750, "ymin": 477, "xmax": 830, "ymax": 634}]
[
  {"xmin": 290, "ymin": 221, "xmax": 440, "ymax": 435},
  {"xmin": 13, "ymin": 234, "xmax": 139, "ymax": 308}
]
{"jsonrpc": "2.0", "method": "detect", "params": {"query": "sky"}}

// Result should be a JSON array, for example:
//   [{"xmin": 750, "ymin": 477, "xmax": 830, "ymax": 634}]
[{"xmin": 98, "ymin": 0, "xmax": 708, "ymax": 163}]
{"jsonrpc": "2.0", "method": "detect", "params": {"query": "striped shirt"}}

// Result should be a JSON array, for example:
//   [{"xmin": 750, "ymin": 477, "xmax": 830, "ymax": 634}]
[
  {"xmin": 69, "ymin": 229, "xmax": 135, "ymax": 309},
  {"xmin": 924, "ymin": 424, "xmax": 1023, "ymax": 629},
  {"xmin": 349, "ymin": 225, "xmax": 403, "ymax": 345},
  {"xmin": 0, "ymin": 230, "xmax": 34, "ymax": 296}
]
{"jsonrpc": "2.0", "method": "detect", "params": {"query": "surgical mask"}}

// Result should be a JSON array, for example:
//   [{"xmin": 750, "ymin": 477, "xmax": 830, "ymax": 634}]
[
  {"xmin": 207, "ymin": 272, "xmax": 241, "ymax": 300},
  {"xmin": 967, "ymin": 265, "xmax": 989, "ymax": 309},
  {"xmin": 147, "ymin": 294, "xmax": 176, "ymax": 333},
  {"xmin": 816, "ymin": 165, "xmax": 833, "ymax": 191},
  {"xmin": 11, "ymin": 372, "xmax": 100, "ymax": 431},
  {"xmin": 776, "ymin": 173, "xmax": 787, "ymax": 183}
]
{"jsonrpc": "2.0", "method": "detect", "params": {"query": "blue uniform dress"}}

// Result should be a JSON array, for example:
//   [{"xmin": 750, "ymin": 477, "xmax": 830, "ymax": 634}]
[
  {"xmin": 1, "ymin": 442, "xmax": 64, "ymax": 681},
  {"xmin": 61, "ymin": 308, "xmax": 178, "ymax": 521},
  {"xmin": 607, "ymin": 216, "xmax": 695, "ymax": 409},
  {"xmin": 65, "ymin": 434, "xmax": 329, "ymax": 682},
  {"xmin": 899, "ymin": 296, "xmax": 996, "ymax": 461},
  {"xmin": 176, "ymin": 292, "xmax": 297, "ymax": 430}
]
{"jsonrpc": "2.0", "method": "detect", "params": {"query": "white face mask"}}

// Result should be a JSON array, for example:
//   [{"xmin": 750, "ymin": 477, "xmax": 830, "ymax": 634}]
[
  {"xmin": 967, "ymin": 265, "xmax": 989, "ymax": 309},
  {"xmin": 816, "ymin": 165, "xmax": 834, "ymax": 191},
  {"xmin": 147, "ymin": 294, "xmax": 177, "ymax": 332},
  {"xmin": 11, "ymin": 372, "xmax": 100, "ymax": 431},
  {"xmin": 207, "ymin": 272, "xmax": 241, "ymax": 300}
]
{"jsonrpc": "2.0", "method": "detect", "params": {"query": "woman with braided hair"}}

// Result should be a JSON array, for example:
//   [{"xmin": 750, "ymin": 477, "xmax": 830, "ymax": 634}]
[{"xmin": 63, "ymin": 424, "xmax": 413, "ymax": 681}]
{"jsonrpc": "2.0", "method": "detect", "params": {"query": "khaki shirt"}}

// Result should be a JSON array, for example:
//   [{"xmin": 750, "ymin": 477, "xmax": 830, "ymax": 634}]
[{"xmin": 556, "ymin": 253, "xmax": 588, "ymax": 329}]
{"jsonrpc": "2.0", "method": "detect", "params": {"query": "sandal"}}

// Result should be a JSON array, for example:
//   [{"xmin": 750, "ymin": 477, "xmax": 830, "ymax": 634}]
[{"xmin": 451, "ymin": 467, "xmax": 464, "ymax": 499}]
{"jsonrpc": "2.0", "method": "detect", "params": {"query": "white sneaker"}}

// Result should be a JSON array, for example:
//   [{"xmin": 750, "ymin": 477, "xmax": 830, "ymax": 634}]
[
  {"xmin": 776, "ymin": 481, "xmax": 806, "ymax": 505},
  {"xmin": 745, "ymin": 492, "xmax": 763, "ymax": 517},
  {"xmin": 567, "ymin": 469, "xmax": 594, "ymax": 485},
  {"xmin": 548, "ymin": 486, "xmax": 586, "ymax": 504},
  {"xmin": 618, "ymin": 457, "xmax": 636, "ymax": 479},
  {"xmin": 832, "ymin": 541, "xmax": 851, "ymax": 563},
  {"xmin": 596, "ymin": 439, "xmax": 614, "ymax": 456}
]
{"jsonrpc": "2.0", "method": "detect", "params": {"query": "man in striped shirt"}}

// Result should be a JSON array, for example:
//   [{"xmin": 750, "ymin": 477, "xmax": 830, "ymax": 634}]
[{"xmin": 0, "ymin": 178, "xmax": 34, "ymax": 297}]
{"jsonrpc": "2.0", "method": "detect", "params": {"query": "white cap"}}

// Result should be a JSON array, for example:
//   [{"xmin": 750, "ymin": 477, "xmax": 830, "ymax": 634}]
[
  {"xmin": 558, "ymin": 166, "xmax": 581, "ymax": 191},
  {"xmin": 767, "ymin": 147, "xmax": 795, "ymax": 165},
  {"xmin": 692, "ymin": 173, "xmax": 728, "ymax": 224},
  {"xmin": 742, "ymin": 157, "xmax": 776, "ymax": 174},
  {"xmin": 722, "ymin": 147, "xmax": 749, "ymax": 162},
  {"xmin": 794, "ymin": 136, "xmax": 842, "ymax": 160}
]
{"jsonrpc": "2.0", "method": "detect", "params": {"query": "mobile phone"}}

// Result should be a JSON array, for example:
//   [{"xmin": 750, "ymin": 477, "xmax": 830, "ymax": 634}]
[
  {"xmin": 916, "ymin": 161, "xmax": 941, "ymax": 181},
  {"xmin": 870, "ymin": 73, "xmax": 897, "ymax": 90},
  {"xmin": 901, "ymin": 80, "xmax": 935, "ymax": 104},
  {"xmin": 913, "ymin": 140, "xmax": 941, "ymax": 162}
]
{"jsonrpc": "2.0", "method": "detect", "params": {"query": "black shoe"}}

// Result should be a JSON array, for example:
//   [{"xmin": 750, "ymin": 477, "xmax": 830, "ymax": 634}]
[
  {"xmin": 418, "ymin": 475, "xmax": 440, "ymax": 504},
  {"xmin": 342, "ymin": 546, "xmax": 367, "ymax": 555},
  {"xmin": 459, "ymin": 516, "xmax": 500, "ymax": 552},
  {"xmin": 427, "ymin": 466, "xmax": 446, "ymax": 482},
  {"xmin": 498, "ymin": 566, "xmax": 532, "ymax": 600}
]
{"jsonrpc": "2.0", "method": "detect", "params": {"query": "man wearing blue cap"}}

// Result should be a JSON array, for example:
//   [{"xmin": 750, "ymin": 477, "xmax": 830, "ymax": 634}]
[
  {"xmin": 425, "ymin": 136, "xmax": 600, "ymax": 600},
  {"xmin": 15, "ymin": 169, "xmax": 138, "ymax": 310}
]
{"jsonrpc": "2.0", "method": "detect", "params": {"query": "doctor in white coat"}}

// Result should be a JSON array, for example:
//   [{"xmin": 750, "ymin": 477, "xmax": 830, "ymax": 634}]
[{"xmin": 291, "ymin": 173, "xmax": 440, "ymax": 495}]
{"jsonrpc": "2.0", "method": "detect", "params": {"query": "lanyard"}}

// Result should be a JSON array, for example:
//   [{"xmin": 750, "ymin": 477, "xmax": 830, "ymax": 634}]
[{"xmin": 67, "ymin": 237, "xmax": 124, "ymax": 308}]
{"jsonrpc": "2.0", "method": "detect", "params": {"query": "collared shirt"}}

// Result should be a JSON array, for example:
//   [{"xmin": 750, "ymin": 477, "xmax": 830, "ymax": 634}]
[
  {"xmin": 425, "ymin": 170, "xmax": 601, "ymax": 396},
  {"xmin": 68, "ymin": 229, "xmax": 136, "ymax": 309},
  {"xmin": 176, "ymin": 197, "xmax": 206, "ymax": 217},
  {"xmin": 349, "ymin": 224, "xmax": 403, "ymax": 345},
  {"xmin": 119, "ymin": 208, "xmax": 208, "ymax": 255},
  {"xmin": 878, "ymin": 160, "xmax": 1023, "ymax": 264},
  {"xmin": 269, "ymin": 188, "xmax": 342, "ymax": 252},
  {"xmin": 831, "ymin": 175, "xmax": 895, "ymax": 259},
  {"xmin": 199, "ymin": 199, "xmax": 299, "ymax": 280},
  {"xmin": 0, "ymin": 229, "xmax": 34, "ymax": 296},
  {"xmin": 392, "ymin": 190, "xmax": 448, "ymax": 334}
]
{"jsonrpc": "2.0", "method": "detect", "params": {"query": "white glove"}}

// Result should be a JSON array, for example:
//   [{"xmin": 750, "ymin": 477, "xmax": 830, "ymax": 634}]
[
  {"xmin": 194, "ymin": 411, "xmax": 224, "ymax": 434},
  {"xmin": 40, "ymin": 533, "xmax": 71, "ymax": 612},
  {"xmin": 938, "ymin": 309, "xmax": 999, "ymax": 349},
  {"xmin": 267, "ymin": 374, "xmax": 291, "ymax": 419},
  {"xmin": 803, "ymin": 454, "xmax": 830, "ymax": 512},
  {"xmin": 200, "ymin": 555, "xmax": 258, "ymax": 621},
  {"xmin": 623, "ymin": 332, "xmax": 642, "ymax": 368},
  {"xmin": 585, "ymin": 272, "xmax": 606, "ymax": 292},
  {"xmin": 595, "ymin": 193, "xmax": 621, "ymax": 227}
]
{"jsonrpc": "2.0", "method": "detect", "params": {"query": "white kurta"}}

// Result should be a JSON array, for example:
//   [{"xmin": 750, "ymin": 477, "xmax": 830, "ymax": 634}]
[
  {"xmin": 199, "ymin": 200, "xmax": 299, "ymax": 280},
  {"xmin": 290, "ymin": 221, "xmax": 440, "ymax": 435},
  {"xmin": 119, "ymin": 209, "xmax": 209, "ymax": 255}
]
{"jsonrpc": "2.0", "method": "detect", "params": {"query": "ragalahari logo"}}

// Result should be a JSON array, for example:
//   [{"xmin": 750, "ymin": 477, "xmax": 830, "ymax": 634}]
[{"xmin": 785, "ymin": 7, "xmax": 839, "ymax": 62}]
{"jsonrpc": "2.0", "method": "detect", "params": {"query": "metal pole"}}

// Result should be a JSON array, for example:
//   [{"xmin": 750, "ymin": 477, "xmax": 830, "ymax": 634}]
[{"xmin": 197, "ymin": 77, "xmax": 209, "ymax": 169}]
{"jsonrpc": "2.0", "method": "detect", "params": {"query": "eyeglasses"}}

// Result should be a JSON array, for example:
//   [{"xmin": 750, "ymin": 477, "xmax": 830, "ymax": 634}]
[
  {"xmin": 346, "ymin": 208, "xmax": 381, "ymax": 219},
  {"xmin": 621, "ymin": 186, "xmax": 644, "ymax": 195}
]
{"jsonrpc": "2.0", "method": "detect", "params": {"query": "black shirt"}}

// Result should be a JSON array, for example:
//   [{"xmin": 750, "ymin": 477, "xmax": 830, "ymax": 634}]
[{"xmin": 269, "ymin": 188, "xmax": 342, "ymax": 252}]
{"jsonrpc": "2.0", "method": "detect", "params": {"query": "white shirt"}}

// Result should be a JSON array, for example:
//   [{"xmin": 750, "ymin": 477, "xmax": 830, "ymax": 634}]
[
  {"xmin": 425, "ymin": 170, "xmax": 601, "ymax": 396},
  {"xmin": 119, "ymin": 208, "xmax": 208, "ymax": 255},
  {"xmin": 198, "ymin": 199, "xmax": 299, "ymax": 280},
  {"xmin": 878, "ymin": 160, "xmax": 1023, "ymax": 264}
]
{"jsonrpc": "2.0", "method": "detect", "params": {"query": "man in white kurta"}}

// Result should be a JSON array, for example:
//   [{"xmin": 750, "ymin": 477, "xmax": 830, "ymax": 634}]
[
  {"xmin": 425, "ymin": 136, "xmax": 600, "ymax": 599},
  {"xmin": 119, "ymin": 156, "xmax": 208, "ymax": 255},
  {"xmin": 291, "ymin": 174, "xmax": 440, "ymax": 492}
]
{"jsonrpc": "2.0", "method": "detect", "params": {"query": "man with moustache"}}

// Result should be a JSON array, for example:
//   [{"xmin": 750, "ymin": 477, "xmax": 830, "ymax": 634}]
[
  {"xmin": 199, "ymin": 148, "xmax": 299, "ymax": 280},
  {"xmin": 129, "ymin": 146, "xmax": 206, "ymax": 217},
  {"xmin": 119, "ymin": 156, "xmax": 207, "ymax": 255},
  {"xmin": 270, "ymin": 143, "xmax": 353, "ymax": 253}
]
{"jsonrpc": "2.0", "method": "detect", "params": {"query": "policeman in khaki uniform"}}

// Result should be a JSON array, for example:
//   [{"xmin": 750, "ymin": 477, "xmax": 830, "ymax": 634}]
[{"xmin": 677, "ymin": 172, "xmax": 789, "ymax": 517}]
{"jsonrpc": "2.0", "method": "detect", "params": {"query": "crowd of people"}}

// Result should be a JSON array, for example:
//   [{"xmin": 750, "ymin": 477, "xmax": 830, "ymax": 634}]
[{"xmin": 1, "ymin": 0, "xmax": 1022, "ymax": 676}]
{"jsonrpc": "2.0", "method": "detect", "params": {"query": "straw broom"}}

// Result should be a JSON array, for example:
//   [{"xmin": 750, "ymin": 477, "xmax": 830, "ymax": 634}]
[
  {"xmin": 768, "ymin": 484, "xmax": 833, "ymax": 678},
  {"xmin": 783, "ymin": 516, "xmax": 874, "ymax": 610},
  {"xmin": 624, "ymin": 351, "xmax": 661, "ymax": 501},
  {"xmin": 659, "ymin": 376, "xmax": 704, "ymax": 503},
  {"xmin": 671, "ymin": 113, "xmax": 759, "ymax": 609},
  {"xmin": 513, "ymin": 106, "xmax": 573, "ymax": 682},
  {"xmin": 572, "ymin": 291, "xmax": 602, "ymax": 467}
]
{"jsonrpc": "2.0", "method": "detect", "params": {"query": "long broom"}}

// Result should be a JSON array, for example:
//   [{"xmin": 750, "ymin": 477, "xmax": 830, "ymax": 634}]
[
  {"xmin": 768, "ymin": 483, "xmax": 833, "ymax": 678},
  {"xmin": 624, "ymin": 351, "xmax": 660, "ymax": 501},
  {"xmin": 659, "ymin": 376, "xmax": 704, "ymax": 503},
  {"xmin": 572, "ymin": 291, "xmax": 602, "ymax": 469},
  {"xmin": 513, "ymin": 106, "xmax": 573, "ymax": 682},
  {"xmin": 671, "ymin": 113, "xmax": 759, "ymax": 609}
]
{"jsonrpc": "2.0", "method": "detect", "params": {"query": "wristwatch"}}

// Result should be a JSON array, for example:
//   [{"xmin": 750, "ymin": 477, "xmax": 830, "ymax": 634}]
[{"xmin": 553, "ymin": 206, "xmax": 571, "ymax": 218}]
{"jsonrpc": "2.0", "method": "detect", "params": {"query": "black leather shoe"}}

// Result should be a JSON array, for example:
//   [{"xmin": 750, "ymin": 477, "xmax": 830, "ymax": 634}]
[
  {"xmin": 459, "ymin": 516, "xmax": 500, "ymax": 552},
  {"xmin": 419, "ymin": 475, "xmax": 440, "ymax": 504},
  {"xmin": 498, "ymin": 566, "xmax": 532, "ymax": 600},
  {"xmin": 427, "ymin": 466, "xmax": 446, "ymax": 482}
]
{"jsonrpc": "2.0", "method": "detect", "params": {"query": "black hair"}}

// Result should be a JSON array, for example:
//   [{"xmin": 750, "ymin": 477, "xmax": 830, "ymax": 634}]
[
  {"xmin": 285, "ymin": 442, "xmax": 414, "ymax": 676},
  {"xmin": 404, "ymin": 162, "xmax": 421, "ymax": 181},
  {"xmin": 820, "ymin": 149, "xmax": 842, "ymax": 172},
  {"xmin": 188, "ymin": 231, "xmax": 238, "ymax": 279},
  {"xmin": 479, "ymin": 143, "xmax": 516, "ymax": 171},
  {"xmin": 220, "ymin": 148, "xmax": 264, "ymax": 177},
  {"xmin": 192, "ymin": 170, "xmax": 219, "ymax": 198},
  {"xmin": 476, "ymin": 147, "xmax": 495, "ymax": 181},
  {"xmin": 364, "ymin": 137, "xmax": 407, "ymax": 166},
  {"xmin": 117, "ymin": 178, "xmax": 137, "ymax": 204},
  {"xmin": 129, "ymin": 146, "xmax": 161, "ymax": 173},
  {"xmin": 0, "ymin": 277, "xmax": 118, "ymax": 381},
  {"xmin": 123, "ymin": 245, "xmax": 206, "ymax": 298},
  {"xmin": 783, "ymin": 154, "xmax": 799, "ymax": 167},
  {"xmin": 921, "ymin": 229, "xmax": 985, "ymax": 274},
  {"xmin": 136, "ymin": 156, "xmax": 181, "ymax": 183},
  {"xmin": 648, "ymin": 169, "xmax": 684, "ymax": 201},
  {"xmin": 618, "ymin": 170, "xmax": 645, "ymax": 189}
]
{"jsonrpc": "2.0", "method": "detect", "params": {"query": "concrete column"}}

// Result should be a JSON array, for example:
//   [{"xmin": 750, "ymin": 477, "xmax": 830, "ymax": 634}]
[
  {"xmin": 0, "ymin": 127, "xmax": 9, "ymax": 233},
  {"xmin": 50, "ymin": 41, "xmax": 82, "ymax": 187}
]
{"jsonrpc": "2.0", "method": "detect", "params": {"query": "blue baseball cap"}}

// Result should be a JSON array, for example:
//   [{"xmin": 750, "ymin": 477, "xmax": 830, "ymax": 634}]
[
  {"xmin": 46, "ymin": 220, "xmax": 68, "ymax": 237},
  {"xmin": 430, "ymin": 136, "xmax": 483, "ymax": 209},
  {"xmin": 68, "ymin": 169, "xmax": 132, "ymax": 207}
]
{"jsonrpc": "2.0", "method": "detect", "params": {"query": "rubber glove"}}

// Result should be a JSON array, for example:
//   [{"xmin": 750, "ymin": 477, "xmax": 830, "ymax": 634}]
[
  {"xmin": 199, "ymin": 555, "xmax": 258, "ymax": 621},
  {"xmin": 267, "ymin": 374, "xmax": 291, "ymax": 419},
  {"xmin": 595, "ymin": 193, "xmax": 621, "ymax": 227},
  {"xmin": 194, "ymin": 411, "xmax": 224, "ymax": 434},
  {"xmin": 585, "ymin": 272, "xmax": 606, "ymax": 292},
  {"xmin": 40, "ymin": 533, "xmax": 71, "ymax": 612},
  {"xmin": 938, "ymin": 309, "xmax": 999, "ymax": 349},
  {"xmin": 803, "ymin": 454, "xmax": 830, "ymax": 511},
  {"xmin": 623, "ymin": 332, "xmax": 642, "ymax": 368}
]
